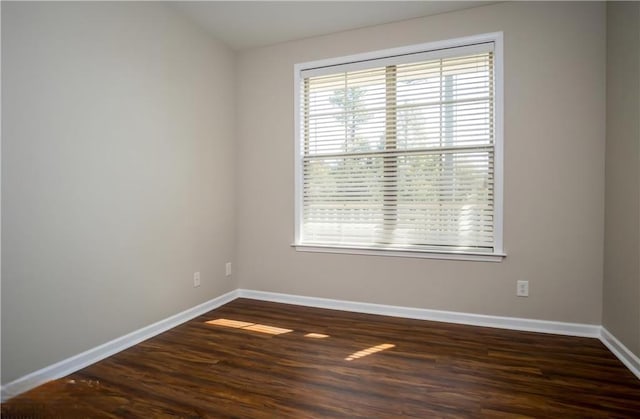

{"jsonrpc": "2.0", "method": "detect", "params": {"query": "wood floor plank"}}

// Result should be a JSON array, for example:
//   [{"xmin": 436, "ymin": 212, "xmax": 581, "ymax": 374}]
[{"xmin": 3, "ymin": 298, "xmax": 640, "ymax": 418}]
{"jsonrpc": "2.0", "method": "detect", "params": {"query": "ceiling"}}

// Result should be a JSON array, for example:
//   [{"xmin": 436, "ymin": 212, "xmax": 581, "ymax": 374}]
[{"xmin": 168, "ymin": 1, "xmax": 496, "ymax": 50}]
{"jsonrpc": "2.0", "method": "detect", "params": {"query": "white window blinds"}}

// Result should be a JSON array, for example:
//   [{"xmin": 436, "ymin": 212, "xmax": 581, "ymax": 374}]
[{"xmin": 296, "ymin": 40, "xmax": 500, "ymax": 255}]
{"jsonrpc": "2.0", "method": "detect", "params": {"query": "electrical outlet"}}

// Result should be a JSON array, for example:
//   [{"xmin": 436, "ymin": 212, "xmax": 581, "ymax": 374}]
[
  {"xmin": 225, "ymin": 262, "xmax": 232, "ymax": 277},
  {"xmin": 517, "ymin": 280, "xmax": 529, "ymax": 297},
  {"xmin": 193, "ymin": 272, "xmax": 201, "ymax": 288}
]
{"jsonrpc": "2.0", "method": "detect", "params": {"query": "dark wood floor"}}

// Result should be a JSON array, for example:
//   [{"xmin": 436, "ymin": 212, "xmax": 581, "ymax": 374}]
[{"xmin": 3, "ymin": 298, "xmax": 640, "ymax": 418}]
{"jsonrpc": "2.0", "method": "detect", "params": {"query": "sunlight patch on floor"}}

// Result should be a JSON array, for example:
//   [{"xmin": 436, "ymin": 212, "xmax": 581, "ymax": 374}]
[
  {"xmin": 304, "ymin": 333, "xmax": 330, "ymax": 339},
  {"xmin": 345, "ymin": 343, "xmax": 395, "ymax": 361},
  {"xmin": 205, "ymin": 318, "xmax": 292, "ymax": 335}
]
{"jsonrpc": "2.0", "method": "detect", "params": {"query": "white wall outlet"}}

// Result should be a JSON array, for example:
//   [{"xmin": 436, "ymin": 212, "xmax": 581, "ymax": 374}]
[
  {"xmin": 225, "ymin": 262, "xmax": 232, "ymax": 277},
  {"xmin": 517, "ymin": 280, "xmax": 529, "ymax": 297},
  {"xmin": 193, "ymin": 272, "xmax": 201, "ymax": 288}
]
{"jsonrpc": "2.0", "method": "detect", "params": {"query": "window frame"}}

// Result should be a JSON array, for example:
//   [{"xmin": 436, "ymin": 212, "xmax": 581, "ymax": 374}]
[{"xmin": 293, "ymin": 32, "xmax": 505, "ymax": 262}]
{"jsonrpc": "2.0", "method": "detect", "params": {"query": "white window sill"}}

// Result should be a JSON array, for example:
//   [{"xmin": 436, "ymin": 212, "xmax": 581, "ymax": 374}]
[{"xmin": 292, "ymin": 244, "xmax": 506, "ymax": 262}]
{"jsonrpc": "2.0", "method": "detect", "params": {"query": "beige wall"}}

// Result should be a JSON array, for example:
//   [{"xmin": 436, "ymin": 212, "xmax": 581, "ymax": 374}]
[
  {"xmin": 236, "ymin": 2, "xmax": 606, "ymax": 323},
  {"xmin": 603, "ymin": 2, "xmax": 640, "ymax": 357},
  {"xmin": 1, "ymin": 2, "xmax": 236, "ymax": 384}
]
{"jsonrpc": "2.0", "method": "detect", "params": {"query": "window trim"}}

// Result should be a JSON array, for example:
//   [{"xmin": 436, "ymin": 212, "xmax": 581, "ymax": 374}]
[{"xmin": 293, "ymin": 32, "xmax": 505, "ymax": 261}]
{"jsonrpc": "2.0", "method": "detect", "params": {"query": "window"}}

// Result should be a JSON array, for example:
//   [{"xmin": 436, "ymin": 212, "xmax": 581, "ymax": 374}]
[{"xmin": 294, "ymin": 33, "xmax": 504, "ymax": 261}]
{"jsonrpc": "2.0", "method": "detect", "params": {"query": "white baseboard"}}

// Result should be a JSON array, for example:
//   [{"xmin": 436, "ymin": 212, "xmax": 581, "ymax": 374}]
[
  {"xmin": 236, "ymin": 289, "xmax": 601, "ymax": 338},
  {"xmin": 0, "ymin": 290, "xmax": 239, "ymax": 402},
  {"xmin": 600, "ymin": 327, "xmax": 640, "ymax": 380}
]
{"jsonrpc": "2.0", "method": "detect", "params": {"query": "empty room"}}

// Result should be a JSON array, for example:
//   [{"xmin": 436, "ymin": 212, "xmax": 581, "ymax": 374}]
[{"xmin": 2, "ymin": 0, "xmax": 639, "ymax": 417}]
